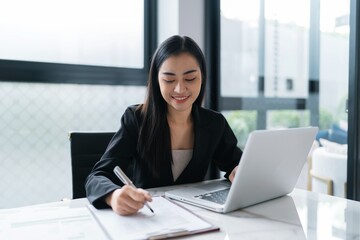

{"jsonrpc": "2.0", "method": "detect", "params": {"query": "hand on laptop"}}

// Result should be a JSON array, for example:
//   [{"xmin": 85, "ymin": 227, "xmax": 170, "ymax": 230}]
[
  {"xmin": 229, "ymin": 166, "xmax": 238, "ymax": 183},
  {"xmin": 105, "ymin": 185, "xmax": 152, "ymax": 216}
]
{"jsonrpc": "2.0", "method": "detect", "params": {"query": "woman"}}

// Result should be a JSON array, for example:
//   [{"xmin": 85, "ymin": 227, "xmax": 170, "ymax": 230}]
[{"xmin": 85, "ymin": 35, "xmax": 242, "ymax": 215}]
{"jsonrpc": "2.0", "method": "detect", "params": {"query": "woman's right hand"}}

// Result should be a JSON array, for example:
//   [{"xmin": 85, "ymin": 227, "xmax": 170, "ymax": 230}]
[{"xmin": 105, "ymin": 185, "xmax": 152, "ymax": 216}]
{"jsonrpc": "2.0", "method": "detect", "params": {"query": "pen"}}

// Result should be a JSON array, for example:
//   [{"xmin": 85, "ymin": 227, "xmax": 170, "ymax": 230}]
[{"xmin": 113, "ymin": 166, "xmax": 154, "ymax": 213}]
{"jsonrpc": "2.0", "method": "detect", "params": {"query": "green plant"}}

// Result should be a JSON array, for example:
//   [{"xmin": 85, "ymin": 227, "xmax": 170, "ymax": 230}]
[
  {"xmin": 268, "ymin": 110, "xmax": 309, "ymax": 128},
  {"xmin": 319, "ymin": 108, "xmax": 333, "ymax": 130},
  {"xmin": 225, "ymin": 111, "xmax": 257, "ymax": 148}
]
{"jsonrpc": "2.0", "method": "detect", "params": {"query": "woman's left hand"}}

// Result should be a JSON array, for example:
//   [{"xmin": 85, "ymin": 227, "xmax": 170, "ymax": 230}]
[{"xmin": 229, "ymin": 166, "xmax": 238, "ymax": 183}]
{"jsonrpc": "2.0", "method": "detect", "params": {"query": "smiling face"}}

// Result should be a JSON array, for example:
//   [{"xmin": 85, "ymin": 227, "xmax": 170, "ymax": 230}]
[{"xmin": 158, "ymin": 52, "xmax": 202, "ymax": 115}]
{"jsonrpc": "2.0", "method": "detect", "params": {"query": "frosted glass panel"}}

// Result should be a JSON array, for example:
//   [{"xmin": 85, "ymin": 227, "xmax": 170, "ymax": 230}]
[{"xmin": 0, "ymin": 82, "xmax": 146, "ymax": 208}]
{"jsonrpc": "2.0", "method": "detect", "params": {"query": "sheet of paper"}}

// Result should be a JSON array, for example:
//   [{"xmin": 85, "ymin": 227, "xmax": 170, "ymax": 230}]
[
  {"xmin": 0, "ymin": 206, "xmax": 107, "ymax": 240},
  {"xmin": 88, "ymin": 196, "xmax": 213, "ymax": 239}
]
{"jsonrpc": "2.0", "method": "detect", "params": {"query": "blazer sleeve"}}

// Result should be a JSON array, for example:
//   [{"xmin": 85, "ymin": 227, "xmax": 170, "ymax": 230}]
[
  {"xmin": 85, "ymin": 106, "xmax": 139, "ymax": 209},
  {"xmin": 213, "ymin": 115, "xmax": 242, "ymax": 179}
]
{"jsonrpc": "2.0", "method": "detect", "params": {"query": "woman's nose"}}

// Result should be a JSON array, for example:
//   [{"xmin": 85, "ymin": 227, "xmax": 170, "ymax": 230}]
[{"xmin": 174, "ymin": 81, "xmax": 185, "ymax": 93}]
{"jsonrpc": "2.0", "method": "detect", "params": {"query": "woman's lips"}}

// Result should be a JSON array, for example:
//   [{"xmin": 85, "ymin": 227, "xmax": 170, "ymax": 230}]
[{"xmin": 172, "ymin": 96, "xmax": 189, "ymax": 102}]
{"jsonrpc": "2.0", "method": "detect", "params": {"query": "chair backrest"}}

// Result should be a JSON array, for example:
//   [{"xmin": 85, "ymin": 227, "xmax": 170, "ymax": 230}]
[
  {"xmin": 69, "ymin": 131, "xmax": 220, "ymax": 199},
  {"xmin": 69, "ymin": 131, "xmax": 115, "ymax": 199}
]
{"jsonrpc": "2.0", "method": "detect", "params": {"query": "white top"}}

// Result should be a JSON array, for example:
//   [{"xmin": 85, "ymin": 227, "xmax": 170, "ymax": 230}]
[{"xmin": 171, "ymin": 149, "xmax": 193, "ymax": 181}]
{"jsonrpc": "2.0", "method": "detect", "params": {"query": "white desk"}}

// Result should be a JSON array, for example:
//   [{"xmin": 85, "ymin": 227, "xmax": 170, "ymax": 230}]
[{"xmin": 1, "ymin": 185, "xmax": 360, "ymax": 239}]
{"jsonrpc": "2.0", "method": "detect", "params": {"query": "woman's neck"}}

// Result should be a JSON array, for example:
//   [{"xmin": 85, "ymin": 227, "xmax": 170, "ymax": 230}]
[
  {"xmin": 167, "ymin": 107, "xmax": 192, "ymax": 125},
  {"xmin": 167, "ymin": 106, "xmax": 194, "ymax": 150}
]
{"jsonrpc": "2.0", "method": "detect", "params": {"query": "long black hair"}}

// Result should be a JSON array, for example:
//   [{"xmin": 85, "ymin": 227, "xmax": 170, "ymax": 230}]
[{"xmin": 137, "ymin": 35, "xmax": 207, "ymax": 178}]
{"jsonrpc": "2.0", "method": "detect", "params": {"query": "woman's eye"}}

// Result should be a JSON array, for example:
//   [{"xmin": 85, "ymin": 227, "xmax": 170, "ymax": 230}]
[
  {"xmin": 185, "ymin": 77, "xmax": 196, "ymax": 81},
  {"xmin": 163, "ymin": 79, "xmax": 175, "ymax": 83}
]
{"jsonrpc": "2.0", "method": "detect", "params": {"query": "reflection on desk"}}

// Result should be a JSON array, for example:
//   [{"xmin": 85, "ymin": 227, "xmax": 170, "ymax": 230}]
[{"xmin": 1, "ymin": 184, "xmax": 360, "ymax": 239}]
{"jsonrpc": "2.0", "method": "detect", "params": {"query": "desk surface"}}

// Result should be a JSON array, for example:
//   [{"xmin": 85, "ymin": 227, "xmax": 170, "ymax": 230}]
[{"xmin": 1, "ymin": 183, "xmax": 360, "ymax": 240}]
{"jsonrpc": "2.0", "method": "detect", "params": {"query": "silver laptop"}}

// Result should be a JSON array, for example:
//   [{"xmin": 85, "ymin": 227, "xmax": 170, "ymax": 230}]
[{"xmin": 165, "ymin": 127, "xmax": 318, "ymax": 213}]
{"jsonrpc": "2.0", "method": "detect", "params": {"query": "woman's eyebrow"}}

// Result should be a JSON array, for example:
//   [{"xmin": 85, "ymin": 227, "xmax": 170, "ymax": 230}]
[
  {"xmin": 161, "ymin": 69, "xmax": 197, "ymax": 76},
  {"xmin": 183, "ymin": 69, "xmax": 197, "ymax": 75},
  {"xmin": 161, "ymin": 72, "xmax": 175, "ymax": 76}
]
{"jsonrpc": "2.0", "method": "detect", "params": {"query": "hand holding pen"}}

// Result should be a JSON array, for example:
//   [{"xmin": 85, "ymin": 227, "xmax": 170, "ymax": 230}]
[{"xmin": 110, "ymin": 166, "xmax": 154, "ymax": 215}]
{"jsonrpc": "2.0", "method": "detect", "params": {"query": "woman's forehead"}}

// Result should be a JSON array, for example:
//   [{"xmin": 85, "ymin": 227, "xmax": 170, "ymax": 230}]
[{"xmin": 159, "ymin": 53, "xmax": 200, "ymax": 73}]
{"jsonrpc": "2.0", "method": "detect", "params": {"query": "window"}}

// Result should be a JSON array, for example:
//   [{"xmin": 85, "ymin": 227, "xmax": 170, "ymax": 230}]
[
  {"xmin": 0, "ymin": 0, "xmax": 156, "ymax": 85},
  {"xmin": 217, "ymin": 0, "xmax": 351, "ymax": 199},
  {"xmin": 0, "ymin": 0, "xmax": 155, "ymax": 208},
  {"xmin": 220, "ymin": 0, "xmax": 259, "ymax": 97}
]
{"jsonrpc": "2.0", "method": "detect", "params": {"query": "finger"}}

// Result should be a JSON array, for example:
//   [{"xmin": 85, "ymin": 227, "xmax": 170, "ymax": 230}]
[
  {"xmin": 122, "ymin": 198, "xmax": 144, "ymax": 213},
  {"xmin": 229, "ymin": 171, "xmax": 236, "ymax": 182},
  {"xmin": 137, "ymin": 188, "xmax": 152, "ymax": 202},
  {"xmin": 128, "ymin": 188, "xmax": 150, "ymax": 203},
  {"xmin": 229, "ymin": 173, "xmax": 234, "ymax": 182},
  {"xmin": 114, "ymin": 193, "xmax": 144, "ymax": 215},
  {"xmin": 229, "ymin": 167, "xmax": 238, "ymax": 182},
  {"xmin": 115, "ymin": 204, "xmax": 139, "ymax": 216},
  {"xmin": 119, "ymin": 187, "xmax": 146, "ymax": 209},
  {"xmin": 109, "ymin": 187, "xmax": 141, "ymax": 214}
]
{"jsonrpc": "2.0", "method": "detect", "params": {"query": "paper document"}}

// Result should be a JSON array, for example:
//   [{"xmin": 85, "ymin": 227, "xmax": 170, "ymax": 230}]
[
  {"xmin": 88, "ymin": 196, "xmax": 219, "ymax": 239},
  {"xmin": 0, "ymin": 206, "xmax": 107, "ymax": 240}
]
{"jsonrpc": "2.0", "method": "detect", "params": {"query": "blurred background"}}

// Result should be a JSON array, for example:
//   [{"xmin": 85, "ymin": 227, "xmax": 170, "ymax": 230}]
[{"xmin": 0, "ymin": 0, "xmax": 356, "ymax": 208}]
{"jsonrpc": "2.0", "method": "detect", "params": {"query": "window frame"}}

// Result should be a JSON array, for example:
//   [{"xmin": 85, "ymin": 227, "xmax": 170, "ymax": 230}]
[
  {"xmin": 347, "ymin": 0, "xmax": 360, "ymax": 201},
  {"xmin": 0, "ymin": 0, "xmax": 157, "ymax": 86}
]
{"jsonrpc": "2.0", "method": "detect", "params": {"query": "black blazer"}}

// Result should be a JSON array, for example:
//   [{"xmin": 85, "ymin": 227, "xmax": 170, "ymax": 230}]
[{"xmin": 85, "ymin": 105, "xmax": 242, "ymax": 208}]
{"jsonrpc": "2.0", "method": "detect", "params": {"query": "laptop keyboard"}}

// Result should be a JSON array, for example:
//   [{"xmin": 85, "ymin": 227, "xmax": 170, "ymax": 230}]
[{"xmin": 194, "ymin": 188, "xmax": 230, "ymax": 204}]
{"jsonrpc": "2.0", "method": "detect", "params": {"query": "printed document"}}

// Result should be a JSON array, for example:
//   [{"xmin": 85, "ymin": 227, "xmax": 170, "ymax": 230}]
[{"xmin": 88, "ymin": 196, "xmax": 218, "ymax": 239}]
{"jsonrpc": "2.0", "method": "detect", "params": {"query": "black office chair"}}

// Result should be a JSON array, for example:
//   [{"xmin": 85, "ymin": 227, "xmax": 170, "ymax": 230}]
[
  {"xmin": 69, "ymin": 131, "xmax": 220, "ymax": 199},
  {"xmin": 69, "ymin": 131, "xmax": 115, "ymax": 199}
]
